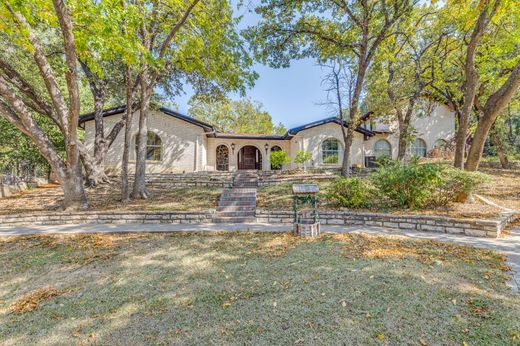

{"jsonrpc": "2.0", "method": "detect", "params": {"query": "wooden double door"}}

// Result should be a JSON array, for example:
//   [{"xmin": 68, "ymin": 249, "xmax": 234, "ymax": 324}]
[{"xmin": 238, "ymin": 146, "xmax": 262, "ymax": 170}]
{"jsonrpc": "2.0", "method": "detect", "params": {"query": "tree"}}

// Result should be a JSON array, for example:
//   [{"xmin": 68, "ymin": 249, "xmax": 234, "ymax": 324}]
[
  {"xmin": 294, "ymin": 150, "xmax": 312, "ymax": 170},
  {"xmin": 130, "ymin": 0, "xmax": 256, "ymax": 199},
  {"xmin": 188, "ymin": 96, "xmax": 286, "ymax": 134},
  {"xmin": 245, "ymin": 0, "xmax": 414, "ymax": 176},
  {"xmin": 270, "ymin": 150, "xmax": 291, "ymax": 170},
  {"xmin": 453, "ymin": 0, "xmax": 501, "ymax": 169},
  {"xmin": 367, "ymin": 7, "xmax": 447, "ymax": 160},
  {"xmin": 0, "ymin": 0, "xmax": 89, "ymax": 209}
]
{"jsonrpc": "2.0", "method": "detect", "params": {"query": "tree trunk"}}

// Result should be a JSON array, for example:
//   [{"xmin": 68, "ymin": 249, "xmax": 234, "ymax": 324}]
[
  {"xmin": 465, "ymin": 59, "xmax": 520, "ymax": 171},
  {"xmin": 341, "ymin": 57, "xmax": 367, "ymax": 176},
  {"xmin": 60, "ymin": 166, "xmax": 89, "ymax": 210},
  {"xmin": 454, "ymin": 0, "xmax": 499, "ymax": 169},
  {"xmin": 121, "ymin": 68, "xmax": 135, "ymax": 203},
  {"xmin": 397, "ymin": 121, "xmax": 408, "ymax": 161},
  {"xmin": 131, "ymin": 76, "xmax": 151, "ymax": 199}
]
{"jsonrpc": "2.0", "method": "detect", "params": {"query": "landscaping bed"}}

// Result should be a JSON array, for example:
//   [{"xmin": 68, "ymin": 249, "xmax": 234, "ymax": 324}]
[
  {"xmin": 0, "ymin": 183, "xmax": 220, "ymax": 215},
  {"xmin": 1, "ymin": 232, "xmax": 518, "ymax": 344},
  {"xmin": 257, "ymin": 167, "xmax": 519, "ymax": 221}
]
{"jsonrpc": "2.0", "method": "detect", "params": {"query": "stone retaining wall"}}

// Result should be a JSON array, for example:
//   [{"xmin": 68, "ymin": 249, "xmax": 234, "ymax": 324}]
[
  {"xmin": 255, "ymin": 210, "xmax": 518, "ymax": 238},
  {"xmin": 0, "ymin": 210, "xmax": 215, "ymax": 226}
]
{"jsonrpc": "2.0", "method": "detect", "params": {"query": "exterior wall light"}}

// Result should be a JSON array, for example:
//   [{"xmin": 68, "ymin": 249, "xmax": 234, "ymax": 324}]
[
  {"xmin": 231, "ymin": 143, "xmax": 235, "ymax": 154},
  {"xmin": 264, "ymin": 143, "xmax": 269, "ymax": 153}
]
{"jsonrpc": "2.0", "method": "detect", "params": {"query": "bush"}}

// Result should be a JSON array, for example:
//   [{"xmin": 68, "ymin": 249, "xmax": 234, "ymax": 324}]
[
  {"xmin": 370, "ymin": 158, "xmax": 444, "ymax": 209},
  {"xmin": 270, "ymin": 150, "xmax": 291, "ymax": 170},
  {"xmin": 294, "ymin": 150, "xmax": 312, "ymax": 168},
  {"xmin": 326, "ymin": 177, "xmax": 374, "ymax": 208},
  {"xmin": 434, "ymin": 167, "xmax": 489, "ymax": 204}
]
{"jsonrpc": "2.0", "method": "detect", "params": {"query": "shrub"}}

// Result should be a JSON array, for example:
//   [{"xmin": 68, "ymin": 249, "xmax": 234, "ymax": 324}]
[
  {"xmin": 434, "ymin": 167, "xmax": 489, "ymax": 204},
  {"xmin": 370, "ymin": 158, "xmax": 443, "ymax": 209},
  {"xmin": 326, "ymin": 177, "xmax": 374, "ymax": 208},
  {"xmin": 270, "ymin": 150, "xmax": 291, "ymax": 170},
  {"xmin": 294, "ymin": 150, "xmax": 312, "ymax": 169}
]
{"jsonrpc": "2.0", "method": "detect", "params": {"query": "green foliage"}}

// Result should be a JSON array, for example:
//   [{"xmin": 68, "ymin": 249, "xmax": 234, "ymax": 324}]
[
  {"xmin": 326, "ymin": 177, "xmax": 374, "ymax": 209},
  {"xmin": 433, "ymin": 167, "xmax": 489, "ymax": 205},
  {"xmin": 294, "ymin": 151, "xmax": 312, "ymax": 165},
  {"xmin": 370, "ymin": 159, "xmax": 444, "ymax": 209},
  {"xmin": 270, "ymin": 150, "xmax": 291, "ymax": 170},
  {"xmin": 369, "ymin": 159, "xmax": 489, "ymax": 209},
  {"xmin": 188, "ymin": 96, "xmax": 286, "ymax": 134}
]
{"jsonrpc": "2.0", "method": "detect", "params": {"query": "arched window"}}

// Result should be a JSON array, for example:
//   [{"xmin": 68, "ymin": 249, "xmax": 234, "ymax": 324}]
[
  {"xmin": 374, "ymin": 139, "xmax": 392, "ymax": 158},
  {"xmin": 409, "ymin": 138, "xmax": 427, "ymax": 157},
  {"xmin": 434, "ymin": 139, "xmax": 447, "ymax": 149},
  {"xmin": 216, "ymin": 145, "xmax": 229, "ymax": 171},
  {"xmin": 271, "ymin": 145, "xmax": 282, "ymax": 152},
  {"xmin": 321, "ymin": 138, "xmax": 342, "ymax": 165},
  {"xmin": 135, "ymin": 132, "xmax": 162, "ymax": 161}
]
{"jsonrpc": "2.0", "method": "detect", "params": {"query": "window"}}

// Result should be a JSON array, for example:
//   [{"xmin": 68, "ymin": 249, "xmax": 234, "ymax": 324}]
[
  {"xmin": 374, "ymin": 139, "xmax": 392, "ymax": 158},
  {"xmin": 216, "ymin": 145, "xmax": 229, "ymax": 171},
  {"xmin": 135, "ymin": 132, "xmax": 162, "ymax": 161},
  {"xmin": 321, "ymin": 138, "xmax": 342, "ymax": 164},
  {"xmin": 409, "ymin": 138, "xmax": 427, "ymax": 157},
  {"xmin": 434, "ymin": 139, "xmax": 447, "ymax": 149}
]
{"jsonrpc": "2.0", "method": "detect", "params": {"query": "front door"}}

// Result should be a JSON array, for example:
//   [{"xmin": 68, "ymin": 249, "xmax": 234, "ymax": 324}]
[{"xmin": 238, "ymin": 146, "xmax": 262, "ymax": 170}]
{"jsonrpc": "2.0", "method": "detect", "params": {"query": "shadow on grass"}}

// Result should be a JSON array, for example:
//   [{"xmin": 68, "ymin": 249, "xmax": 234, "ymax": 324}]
[{"xmin": 1, "ymin": 232, "xmax": 519, "ymax": 345}]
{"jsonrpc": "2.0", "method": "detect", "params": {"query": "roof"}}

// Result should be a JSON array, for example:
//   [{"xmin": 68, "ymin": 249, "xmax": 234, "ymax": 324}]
[
  {"xmin": 212, "ymin": 133, "xmax": 288, "ymax": 140},
  {"xmin": 78, "ymin": 105, "xmax": 215, "ymax": 132},
  {"xmin": 79, "ymin": 106, "xmax": 376, "ymax": 139},
  {"xmin": 287, "ymin": 117, "xmax": 375, "ymax": 137}
]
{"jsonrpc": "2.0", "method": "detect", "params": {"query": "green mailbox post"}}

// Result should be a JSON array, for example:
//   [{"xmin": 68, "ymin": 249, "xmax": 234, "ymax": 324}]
[{"xmin": 292, "ymin": 184, "xmax": 320, "ymax": 237}]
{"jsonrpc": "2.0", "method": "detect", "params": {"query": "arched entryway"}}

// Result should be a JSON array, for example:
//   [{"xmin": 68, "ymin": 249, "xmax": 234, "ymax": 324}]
[
  {"xmin": 238, "ymin": 145, "xmax": 262, "ymax": 170},
  {"xmin": 216, "ymin": 145, "xmax": 229, "ymax": 171}
]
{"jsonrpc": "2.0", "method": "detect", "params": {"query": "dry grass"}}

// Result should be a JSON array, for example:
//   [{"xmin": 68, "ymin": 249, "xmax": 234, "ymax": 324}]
[
  {"xmin": 1, "ymin": 232, "xmax": 519, "ymax": 345},
  {"xmin": 0, "ymin": 182, "xmax": 220, "ymax": 215}
]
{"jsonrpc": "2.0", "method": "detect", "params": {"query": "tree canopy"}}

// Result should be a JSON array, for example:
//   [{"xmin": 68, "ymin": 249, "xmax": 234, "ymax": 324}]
[{"xmin": 188, "ymin": 96, "xmax": 286, "ymax": 134}]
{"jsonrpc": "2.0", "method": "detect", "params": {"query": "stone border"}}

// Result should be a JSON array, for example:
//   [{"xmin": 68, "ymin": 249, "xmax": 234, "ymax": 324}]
[
  {"xmin": 255, "ymin": 210, "xmax": 518, "ymax": 238},
  {"xmin": 0, "ymin": 209, "xmax": 517, "ymax": 239},
  {"xmin": 0, "ymin": 210, "xmax": 215, "ymax": 226}
]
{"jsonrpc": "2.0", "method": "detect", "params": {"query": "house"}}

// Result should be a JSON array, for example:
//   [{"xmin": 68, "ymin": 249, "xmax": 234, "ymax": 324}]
[{"xmin": 79, "ymin": 101, "xmax": 455, "ymax": 173}]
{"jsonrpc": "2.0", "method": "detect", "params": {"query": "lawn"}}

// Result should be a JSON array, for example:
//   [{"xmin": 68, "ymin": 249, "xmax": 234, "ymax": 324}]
[
  {"xmin": 0, "ymin": 183, "xmax": 221, "ymax": 215},
  {"xmin": 1, "ymin": 232, "xmax": 519, "ymax": 345}
]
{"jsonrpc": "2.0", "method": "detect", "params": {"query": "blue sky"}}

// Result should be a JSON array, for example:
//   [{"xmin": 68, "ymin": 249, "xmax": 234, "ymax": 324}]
[{"xmin": 175, "ymin": 1, "xmax": 334, "ymax": 129}]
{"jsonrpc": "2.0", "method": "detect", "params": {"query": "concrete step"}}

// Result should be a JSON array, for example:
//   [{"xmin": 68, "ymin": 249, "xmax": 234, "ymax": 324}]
[
  {"xmin": 218, "ymin": 200, "xmax": 257, "ymax": 207},
  {"xmin": 221, "ymin": 192, "xmax": 256, "ymax": 198},
  {"xmin": 212, "ymin": 216, "xmax": 257, "ymax": 223},
  {"xmin": 216, "ymin": 206, "xmax": 256, "ymax": 212},
  {"xmin": 219, "ymin": 196, "xmax": 256, "ymax": 202},
  {"xmin": 215, "ymin": 211, "xmax": 255, "ymax": 217}
]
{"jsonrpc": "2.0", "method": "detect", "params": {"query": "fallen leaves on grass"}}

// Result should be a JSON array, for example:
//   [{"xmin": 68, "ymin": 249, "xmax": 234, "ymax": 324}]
[
  {"xmin": 254, "ymin": 233, "xmax": 303, "ymax": 257},
  {"xmin": 9, "ymin": 287, "xmax": 67, "ymax": 314},
  {"xmin": 333, "ymin": 233, "xmax": 508, "ymax": 269}
]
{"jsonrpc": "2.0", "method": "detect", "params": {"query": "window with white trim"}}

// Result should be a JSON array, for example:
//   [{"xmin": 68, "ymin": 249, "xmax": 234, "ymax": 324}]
[
  {"xmin": 135, "ymin": 132, "xmax": 162, "ymax": 161},
  {"xmin": 374, "ymin": 139, "xmax": 392, "ymax": 158},
  {"xmin": 321, "ymin": 138, "xmax": 342, "ymax": 165},
  {"xmin": 408, "ymin": 138, "xmax": 427, "ymax": 157}
]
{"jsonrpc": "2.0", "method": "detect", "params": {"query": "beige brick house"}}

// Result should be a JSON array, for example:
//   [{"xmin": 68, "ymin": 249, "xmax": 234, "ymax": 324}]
[{"xmin": 79, "ymin": 101, "xmax": 455, "ymax": 173}]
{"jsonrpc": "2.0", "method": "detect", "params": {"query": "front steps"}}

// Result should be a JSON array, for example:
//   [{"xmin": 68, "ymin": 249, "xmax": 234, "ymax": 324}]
[{"xmin": 213, "ymin": 171, "xmax": 258, "ymax": 223}]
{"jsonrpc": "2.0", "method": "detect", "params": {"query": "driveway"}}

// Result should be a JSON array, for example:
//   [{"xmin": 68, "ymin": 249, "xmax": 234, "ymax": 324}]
[{"xmin": 0, "ymin": 222, "xmax": 518, "ymax": 292}]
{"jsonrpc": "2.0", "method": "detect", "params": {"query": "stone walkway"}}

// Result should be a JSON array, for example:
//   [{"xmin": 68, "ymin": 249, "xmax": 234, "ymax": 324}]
[{"xmin": 0, "ymin": 222, "xmax": 518, "ymax": 293}]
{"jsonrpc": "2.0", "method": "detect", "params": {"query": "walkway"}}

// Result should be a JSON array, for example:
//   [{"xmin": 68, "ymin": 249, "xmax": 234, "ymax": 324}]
[
  {"xmin": 213, "ymin": 170, "xmax": 258, "ymax": 223},
  {"xmin": 0, "ymin": 223, "xmax": 518, "ymax": 293}
]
